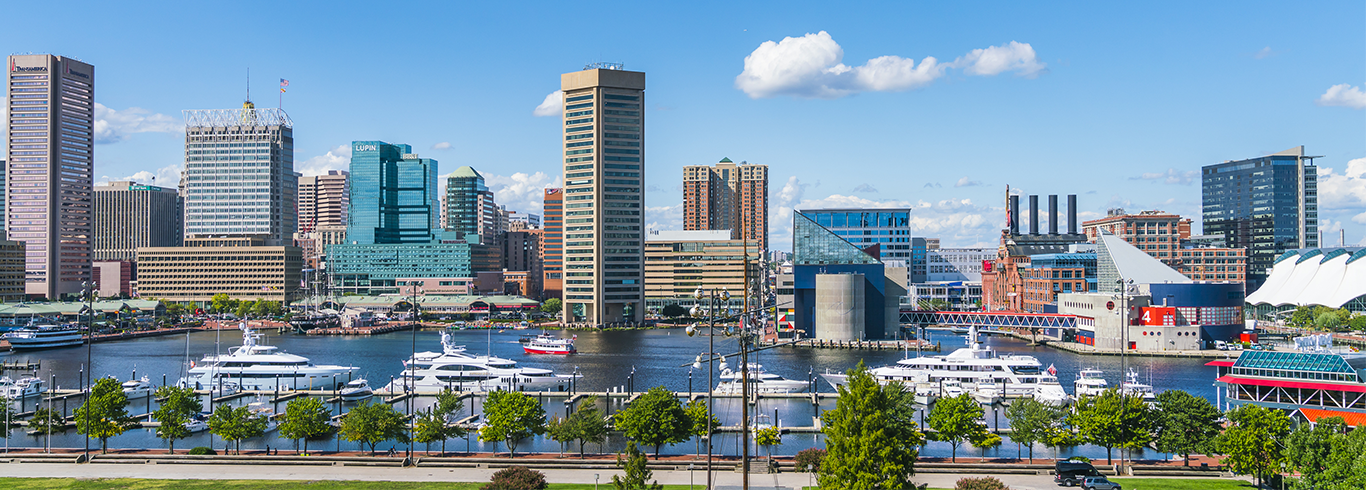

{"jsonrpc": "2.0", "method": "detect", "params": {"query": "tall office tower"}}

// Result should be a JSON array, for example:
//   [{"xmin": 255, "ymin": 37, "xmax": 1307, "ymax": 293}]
[
  {"xmin": 94, "ymin": 181, "xmax": 181, "ymax": 262},
  {"xmin": 5, "ymin": 54, "xmax": 95, "ymax": 300},
  {"xmin": 348, "ymin": 141, "xmax": 440, "ymax": 245},
  {"xmin": 182, "ymin": 102, "xmax": 296, "ymax": 245},
  {"xmin": 297, "ymin": 170, "xmax": 349, "ymax": 233},
  {"xmin": 561, "ymin": 65, "xmax": 645, "ymax": 324},
  {"xmin": 1202, "ymin": 146, "xmax": 1318, "ymax": 289},
  {"xmin": 542, "ymin": 188, "xmax": 563, "ymax": 300},
  {"xmin": 444, "ymin": 166, "xmax": 498, "ymax": 243},
  {"xmin": 682, "ymin": 157, "xmax": 769, "ymax": 251}
]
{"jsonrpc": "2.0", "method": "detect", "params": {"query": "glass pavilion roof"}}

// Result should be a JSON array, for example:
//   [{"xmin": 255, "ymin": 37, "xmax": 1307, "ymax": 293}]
[
  {"xmin": 1234, "ymin": 351, "xmax": 1356, "ymax": 374},
  {"xmin": 792, "ymin": 211, "xmax": 881, "ymax": 266}
]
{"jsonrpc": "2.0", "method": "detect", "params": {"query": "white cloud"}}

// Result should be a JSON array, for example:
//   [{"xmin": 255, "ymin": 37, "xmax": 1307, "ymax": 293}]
[
  {"xmin": 735, "ymin": 32, "xmax": 1044, "ymax": 99},
  {"xmin": 1254, "ymin": 46, "xmax": 1273, "ymax": 59},
  {"xmin": 297, "ymin": 144, "xmax": 351, "ymax": 176},
  {"xmin": 431, "ymin": 142, "xmax": 452, "ymax": 150},
  {"xmin": 1130, "ymin": 168, "xmax": 1199, "ymax": 185},
  {"xmin": 852, "ymin": 183, "xmax": 878, "ymax": 193},
  {"xmin": 955, "ymin": 177, "xmax": 984, "ymax": 187},
  {"xmin": 533, "ymin": 90, "xmax": 563, "ymax": 116},
  {"xmin": 645, "ymin": 203, "xmax": 685, "ymax": 234},
  {"xmin": 93, "ymin": 103, "xmax": 181, "ymax": 144},
  {"xmin": 97, "ymin": 163, "xmax": 182, "ymax": 188},
  {"xmin": 952, "ymin": 41, "xmax": 1046, "ymax": 77},
  {"xmin": 1318, "ymin": 158, "xmax": 1366, "ymax": 214},
  {"xmin": 1317, "ymin": 84, "xmax": 1366, "ymax": 109},
  {"xmin": 483, "ymin": 171, "xmax": 561, "ymax": 216}
]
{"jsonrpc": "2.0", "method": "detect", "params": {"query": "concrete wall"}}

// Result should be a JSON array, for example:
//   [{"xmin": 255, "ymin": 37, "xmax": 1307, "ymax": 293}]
[{"xmin": 815, "ymin": 273, "xmax": 866, "ymax": 340}]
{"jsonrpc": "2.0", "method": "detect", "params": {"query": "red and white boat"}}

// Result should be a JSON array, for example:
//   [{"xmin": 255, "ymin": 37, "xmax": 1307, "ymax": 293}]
[{"xmin": 523, "ymin": 333, "xmax": 576, "ymax": 355}]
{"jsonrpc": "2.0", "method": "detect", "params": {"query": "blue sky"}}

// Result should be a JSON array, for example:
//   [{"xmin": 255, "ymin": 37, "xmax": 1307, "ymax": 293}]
[{"xmin": 5, "ymin": 1, "xmax": 1364, "ymax": 250}]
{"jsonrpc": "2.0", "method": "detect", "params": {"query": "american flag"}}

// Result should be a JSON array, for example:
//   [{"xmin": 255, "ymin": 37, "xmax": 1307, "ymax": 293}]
[
  {"xmin": 280, "ymin": 79, "xmax": 289, "ymax": 93},
  {"xmin": 1047, "ymin": 363, "xmax": 1058, "ymax": 376}
]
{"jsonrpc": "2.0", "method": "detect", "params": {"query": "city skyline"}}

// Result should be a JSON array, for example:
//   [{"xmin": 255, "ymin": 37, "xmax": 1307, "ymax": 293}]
[{"xmin": 2, "ymin": 2, "xmax": 1363, "ymax": 250}]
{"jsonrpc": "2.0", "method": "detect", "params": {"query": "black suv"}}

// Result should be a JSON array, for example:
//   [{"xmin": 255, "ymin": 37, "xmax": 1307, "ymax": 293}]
[{"xmin": 1054, "ymin": 460, "xmax": 1101, "ymax": 486}]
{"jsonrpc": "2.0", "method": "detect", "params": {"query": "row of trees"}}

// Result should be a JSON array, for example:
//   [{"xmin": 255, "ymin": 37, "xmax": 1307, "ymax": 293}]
[{"xmin": 1286, "ymin": 304, "xmax": 1366, "ymax": 331}]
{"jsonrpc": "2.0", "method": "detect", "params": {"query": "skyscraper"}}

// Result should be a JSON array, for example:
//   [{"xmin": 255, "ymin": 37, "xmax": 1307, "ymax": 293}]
[
  {"xmin": 542, "ymin": 188, "xmax": 563, "ymax": 300},
  {"xmin": 94, "ymin": 181, "xmax": 182, "ymax": 262},
  {"xmin": 1202, "ymin": 146, "xmax": 1318, "ymax": 288},
  {"xmin": 561, "ymin": 65, "xmax": 645, "ymax": 324},
  {"xmin": 444, "ymin": 166, "xmax": 497, "ymax": 243},
  {"xmin": 182, "ymin": 103, "xmax": 296, "ymax": 245},
  {"xmin": 347, "ymin": 141, "xmax": 440, "ymax": 245},
  {"xmin": 297, "ymin": 170, "xmax": 349, "ymax": 233},
  {"xmin": 683, "ymin": 157, "xmax": 768, "ymax": 251},
  {"xmin": 5, "ymin": 54, "xmax": 95, "ymax": 300}
]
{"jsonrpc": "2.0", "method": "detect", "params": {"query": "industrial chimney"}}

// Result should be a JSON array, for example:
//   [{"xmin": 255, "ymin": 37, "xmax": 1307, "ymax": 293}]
[
  {"xmin": 1009, "ymin": 195, "xmax": 1020, "ymax": 235},
  {"xmin": 1048, "ymin": 195, "xmax": 1058, "ymax": 235},
  {"xmin": 1067, "ymin": 194, "xmax": 1078, "ymax": 235},
  {"xmin": 1029, "ymin": 195, "xmax": 1039, "ymax": 235}
]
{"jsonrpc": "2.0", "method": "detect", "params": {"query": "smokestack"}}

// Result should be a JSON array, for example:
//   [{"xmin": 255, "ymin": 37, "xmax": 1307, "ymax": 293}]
[
  {"xmin": 1342, "ymin": 229, "xmax": 1347, "ymax": 247},
  {"xmin": 1009, "ymin": 195, "xmax": 1020, "ymax": 235},
  {"xmin": 1029, "ymin": 195, "xmax": 1039, "ymax": 235},
  {"xmin": 1068, "ymin": 194, "xmax": 1078, "ymax": 235},
  {"xmin": 1048, "ymin": 195, "xmax": 1058, "ymax": 235}
]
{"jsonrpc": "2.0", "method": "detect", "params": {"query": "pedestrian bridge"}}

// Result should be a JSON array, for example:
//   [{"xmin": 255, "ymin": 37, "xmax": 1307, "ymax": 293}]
[{"xmin": 899, "ymin": 310, "xmax": 1078, "ymax": 329}]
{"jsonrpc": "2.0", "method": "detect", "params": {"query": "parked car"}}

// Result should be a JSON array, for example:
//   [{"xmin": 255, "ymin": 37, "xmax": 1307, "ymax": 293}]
[
  {"xmin": 1054, "ymin": 460, "xmax": 1100, "ymax": 486},
  {"xmin": 1082, "ymin": 476, "xmax": 1121, "ymax": 490}
]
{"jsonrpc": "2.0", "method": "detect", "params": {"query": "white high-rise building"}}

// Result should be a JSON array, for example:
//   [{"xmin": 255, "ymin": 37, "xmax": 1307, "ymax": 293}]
[
  {"xmin": 181, "ymin": 103, "xmax": 296, "ymax": 245},
  {"xmin": 5, "ymin": 54, "xmax": 95, "ymax": 300}
]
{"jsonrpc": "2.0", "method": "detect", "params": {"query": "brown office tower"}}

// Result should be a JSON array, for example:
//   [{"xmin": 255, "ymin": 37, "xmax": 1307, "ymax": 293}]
[
  {"xmin": 5, "ymin": 54, "xmax": 95, "ymax": 300},
  {"xmin": 560, "ymin": 64, "xmax": 644, "ymax": 324},
  {"xmin": 297, "ymin": 170, "xmax": 349, "ymax": 233},
  {"xmin": 683, "ymin": 158, "xmax": 768, "ymax": 252},
  {"xmin": 542, "ymin": 188, "xmax": 562, "ymax": 300}
]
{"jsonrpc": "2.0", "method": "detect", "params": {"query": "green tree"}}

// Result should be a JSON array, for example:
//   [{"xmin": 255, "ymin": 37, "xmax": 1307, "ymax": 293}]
[
  {"xmin": 27, "ymin": 408, "xmax": 66, "ymax": 435},
  {"xmin": 414, "ymin": 408, "xmax": 451, "ymax": 456},
  {"xmin": 235, "ymin": 300, "xmax": 254, "ymax": 319},
  {"xmin": 1216, "ymin": 403, "xmax": 1290, "ymax": 488},
  {"xmin": 1152, "ymin": 390, "xmax": 1222, "ymax": 466},
  {"xmin": 683, "ymin": 398, "xmax": 719, "ymax": 458},
  {"xmin": 755, "ymin": 425, "xmax": 781, "ymax": 463},
  {"xmin": 613, "ymin": 441, "xmax": 663, "ymax": 490},
  {"xmin": 820, "ymin": 363, "xmax": 925, "ymax": 490},
  {"xmin": 277, "ymin": 397, "xmax": 332, "ymax": 455},
  {"xmin": 613, "ymin": 386, "xmax": 692, "ymax": 458},
  {"xmin": 660, "ymin": 304, "xmax": 687, "ymax": 319},
  {"xmin": 1320, "ymin": 426, "xmax": 1366, "ymax": 489},
  {"xmin": 74, "ymin": 377, "xmax": 139, "ymax": 453},
  {"xmin": 1316, "ymin": 312, "xmax": 1344, "ymax": 330},
  {"xmin": 1071, "ymin": 390, "xmax": 1153, "ymax": 465},
  {"xmin": 210, "ymin": 293, "xmax": 237, "ymax": 314},
  {"xmin": 0, "ymin": 399, "xmax": 17, "ymax": 440},
  {"xmin": 429, "ymin": 388, "xmax": 468, "ymax": 455},
  {"xmin": 207, "ymin": 405, "xmax": 267, "ymax": 455},
  {"xmin": 1004, "ymin": 397, "xmax": 1065, "ymax": 462},
  {"xmin": 927, "ymin": 393, "xmax": 992, "ymax": 463},
  {"xmin": 151, "ymin": 385, "xmax": 203, "ymax": 453},
  {"xmin": 479, "ymin": 390, "xmax": 545, "ymax": 458},
  {"xmin": 338, "ymin": 400, "xmax": 409, "ymax": 456},
  {"xmin": 1285, "ymin": 416, "xmax": 1348, "ymax": 489},
  {"xmin": 1287, "ymin": 306, "xmax": 1314, "ymax": 329},
  {"xmin": 1350, "ymin": 314, "xmax": 1366, "ymax": 332},
  {"xmin": 544, "ymin": 416, "xmax": 573, "ymax": 456},
  {"xmin": 540, "ymin": 298, "xmax": 562, "ymax": 315},
  {"xmin": 566, "ymin": 396, "xmax": 607, "ymax": 459}
]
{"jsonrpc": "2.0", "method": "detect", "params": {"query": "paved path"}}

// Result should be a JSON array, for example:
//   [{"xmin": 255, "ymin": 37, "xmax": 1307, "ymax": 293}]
[{"xmin": 0, "ymin": 463, "xmax": 1165, "ymax": 490}]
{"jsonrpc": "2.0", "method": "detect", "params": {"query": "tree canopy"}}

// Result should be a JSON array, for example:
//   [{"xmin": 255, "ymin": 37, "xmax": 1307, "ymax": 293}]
[
  {"xmin": 480, "ymin": 390, "xmax": 545, "ymax": 458},
  {"xmin": 1152, "ymin": 390, "xmax": 1222, "ymax": 466},
  {"xmin": 613, "ymin": 386, "xmax": 692, "ymax": 457},
  {"xmin": 1216, "ymin": 403, "xmax": 1290, "ymax": 488},
  {"xmin": 75, "ymin": 377, "xmax": 139, "ymax": 453},
  {"xmin": 565, "ymin": 396, "xmax": 608, "ymax": 459},
  {"xmin": 339, "ymin": 400, "xmax": 409, "ymax": 456},
  {"xmin": 1071, "ymin": 389, "xmax": 1153, "ymax": 465},
  {"xmin": 278, "ymin": 397, "xmax": 332, "ymax": 455},
  {"xmin": 1004, "ymin": 397, "xmax": 1066, "ymax": 463},
  {"xmin": 926, "ymin": 393, "xmax": 992, "ymax": 463},
  {"xmin": 207, "ymin": 405, "xmax": 268, "ymax": 455},
  {"xmin": 820, "ymin": 363, "xmax": 925, "ymax": 490},
  {"xmin": 151, "ymin": 385, "xmax": 202, "ymax": 453},
  {"xmin": 613, "ymin": 441, "xmax": 663, "ymax": 490},
  {"xmin": 540, "ymin": 298, "xmax": 563, "ymax": 315}
]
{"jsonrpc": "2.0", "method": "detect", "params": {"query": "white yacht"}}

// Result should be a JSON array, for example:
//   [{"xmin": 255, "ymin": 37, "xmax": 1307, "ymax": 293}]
[
  {"xmin": 0, "ymin": 376, "xmax": 46, "ymax": 400},
  {"xmin": 3, "ymin": 324, "xmax": 83, "ymax": 350},
  {"xmin": 384, "ymin": 332, "xmax": 578, "ymax": 393},
  {"xmin": 1121, "ymin": 368, "xmax": 1157, "ymax": 403},
  {"xmin": 339, "ymin": 378, "xmax": 374, "ymax": 401},
  {"xmin": 1074, "ymin": 368, "xmax": 1108, "ymax": 397},
  {"xmin": 122, "ymin": 376, "xmax": 153, "ymax": 399},
  {"xmin": 712, "ymin": 360, "xmax": 808, "ymax": 394},
  {"xmin": 822, "ymin": 326, "xmax": 1069, "ymax": 403},
  {"xmin": 184, "ymin": 416, "xmax": 209, "ymax": 433},
  {"xmin": 178, "ymin": 324, "xmax": 356, "ymax": 391}
]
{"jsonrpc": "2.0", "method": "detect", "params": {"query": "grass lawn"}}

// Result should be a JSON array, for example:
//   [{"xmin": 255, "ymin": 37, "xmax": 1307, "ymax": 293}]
[
  {"xmin": 0, "ymin": 481, "xmax": 723, "ymax": 490},
  {"xmin": 1111, "ymin": 478, "xmax": 1254, "ymax": 490}
]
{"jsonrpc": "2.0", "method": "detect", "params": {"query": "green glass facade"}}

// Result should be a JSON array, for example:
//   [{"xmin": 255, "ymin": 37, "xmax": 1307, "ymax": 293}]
[{"xmin": 346, "ymin": 141, "xmax": 440, "ymax": 245}]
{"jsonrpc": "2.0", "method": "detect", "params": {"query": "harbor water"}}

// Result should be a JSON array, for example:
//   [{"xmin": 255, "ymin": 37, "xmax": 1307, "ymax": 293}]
[{"xmin": 1, "ymin": 327, "xmax": 1221, "ymax": 459}]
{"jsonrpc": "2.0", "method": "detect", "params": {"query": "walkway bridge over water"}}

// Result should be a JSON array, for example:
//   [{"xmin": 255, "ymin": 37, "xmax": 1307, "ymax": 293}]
[{"xmin": 898, "ymin": 310, "xmax": 1079, "ymax": 330}]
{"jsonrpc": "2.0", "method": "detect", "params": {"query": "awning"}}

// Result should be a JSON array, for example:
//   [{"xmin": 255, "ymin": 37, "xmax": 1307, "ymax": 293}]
[
  {"xmin": 1216, "ymin": 375, "xmax": 1366, "ymax": 393},
  {"xmin": 1205, "ymin": 360, "xmax": 1235, "ymax": 367},
  {"xmin": 1299, "ymin": 407, "xmax": 1366, "ymax": 427}
]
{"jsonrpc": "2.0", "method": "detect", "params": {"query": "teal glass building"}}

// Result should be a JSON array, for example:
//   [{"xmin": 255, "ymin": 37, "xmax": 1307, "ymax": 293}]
[{"xmin": 1202, "ymin": 146, "xmax": 1318, "ymax": 289}]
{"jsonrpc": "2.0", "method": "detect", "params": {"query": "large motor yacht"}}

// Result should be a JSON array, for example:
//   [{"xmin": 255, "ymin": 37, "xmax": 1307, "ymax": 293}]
[
  {"xmin": 178, "ymin": 324, "xmax": 357, "ymax": 391},
  {"xmin": 3, "ymin": 324, "xmax": 83, "ymax": 350},
  {"xmin": 822, "ymin": 326, "xmax": 1070, "ymax": 403},
  {"xmin": 712, "ymin": 360, "xmax": 809, "ymax": 394},
  {"xmin": 385, "ymin": 332, "xmax": 577, "ymax": 393},
  {"xmin": 1121, "ymin": 368, "xmax": 1157, "ymax": 403}
]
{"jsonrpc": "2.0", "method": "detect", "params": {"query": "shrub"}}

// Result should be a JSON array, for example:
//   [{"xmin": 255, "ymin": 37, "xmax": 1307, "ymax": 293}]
[
  {"xmin": 794, "ymin": 448, "xmax": 826, "ymax": 472},
  {"xmin": 955, "ymin": 476, "xmax": 1009, "ymax": 490},
  {"xmin": 187, "ymin": 446, "xmax": 217, "ymax": 455},
  {"xmin": 482, "ymin": 466, "xmax": 548, "ymax": 490}
]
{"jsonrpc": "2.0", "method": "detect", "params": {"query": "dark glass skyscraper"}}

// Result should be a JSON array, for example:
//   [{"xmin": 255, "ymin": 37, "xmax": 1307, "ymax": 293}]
[
  {"xmin": 346, "ymin": 141, "xmax": 440, "ymax": 245},
  {"xmin": 1202, "ymin": 146, "xmax": 1318, "ymax": 289}
]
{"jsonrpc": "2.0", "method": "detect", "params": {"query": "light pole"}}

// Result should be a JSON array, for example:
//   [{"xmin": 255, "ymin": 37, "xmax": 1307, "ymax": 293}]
[
  {"xmin": 1113, "ymin": 277, "xmax": 1134, "ymax": 474},
  {"xmin": 687, "ymin": 286, "xmax": 729, "ymax": 490},
  {"xmin": 82, "ymin": 280, "xmax": 96, "ymax": 462},
  {"xmin": 407, "ymin": 281, "xmax": 422, "ymax": 462}
]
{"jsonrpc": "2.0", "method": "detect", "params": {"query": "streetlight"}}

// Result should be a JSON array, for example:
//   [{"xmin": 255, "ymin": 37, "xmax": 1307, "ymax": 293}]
[
  {"xmin": 1112, "ymin": 277, "xmax": 1134, "ymax": 474},
  {"xmin": 81, "ymin": 280, "xmax": 96, "ymax": 462},
  {"xmin": 687, "ymin": 285, "xmax": 729, "ymax": 490},
  {"xmin": 406, "ymin": 281, "xmax": 422, "ymax": 462}
]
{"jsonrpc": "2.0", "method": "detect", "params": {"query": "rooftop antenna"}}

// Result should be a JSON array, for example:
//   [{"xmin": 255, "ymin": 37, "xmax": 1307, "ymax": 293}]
[{"xmin": 245, "ymin": 68, "xmax": 252, "ymax": 105}]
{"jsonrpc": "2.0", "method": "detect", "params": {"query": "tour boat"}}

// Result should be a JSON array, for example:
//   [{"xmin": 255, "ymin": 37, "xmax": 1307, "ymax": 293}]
[
  {"xmin": 0, "ymin": 376, "xmax": 46, "ymax": 400},
  {"xmin": 339, "ymin": 378, "xmax": 374, "ymax": 401},
  {"xmin": 385, "ymin": 331, "xmax": 578, "ymax": 392},
  {"xmin": 121, "ymin": 376, "xmax": 153, "ymax": 399},
  {"xmin": 1074, "ymin": 368, "xmax": 1108, "ymax": 397},
  {"xmin": 523, "ymin": 333, "xmax": 576, "ymax": 355},
  {"xmin": 713, "ymin": 360, "xmax": 808, "ymax": 394},
  {"xmin": 178, "ymin": 324, "xmax": 357, "ymax": 391},
  {"xmin": 2, "ymin": 324, "xmax": 83, "ymax": 350}
]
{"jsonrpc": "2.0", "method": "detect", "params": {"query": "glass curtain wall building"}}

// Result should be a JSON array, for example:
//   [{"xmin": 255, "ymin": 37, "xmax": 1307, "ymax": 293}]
[
  {"xmin": 1202, "ymin": 146, "xmax": 1318, "ymax": 288},
  {"xmin": 444, "ymin": 166, "xmax": 495, "ymax": 243},
  {"xmin": 797, "ymin": 208, "xmax": 928, "ymax": 281}
]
